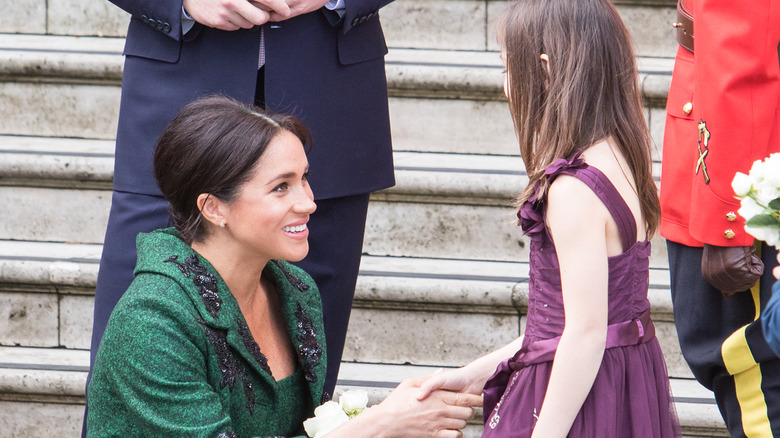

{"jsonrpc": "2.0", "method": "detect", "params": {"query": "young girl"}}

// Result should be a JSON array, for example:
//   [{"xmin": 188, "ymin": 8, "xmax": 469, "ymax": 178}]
[{"xmin": 418, "ymin": 0, "xmax": 681, "ymax": 436}]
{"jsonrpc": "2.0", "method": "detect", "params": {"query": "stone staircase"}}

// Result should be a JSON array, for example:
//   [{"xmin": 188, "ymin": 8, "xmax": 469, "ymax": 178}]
[{"xmin": 0, "ymin": 0, "xmax": 728, "ymax": 436}]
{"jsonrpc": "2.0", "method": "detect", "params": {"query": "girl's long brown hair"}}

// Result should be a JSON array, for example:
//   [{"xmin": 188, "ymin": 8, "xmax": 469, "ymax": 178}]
[{"xmin": 498, "ymin": 0, "xmax": 660, "ymax": 236}]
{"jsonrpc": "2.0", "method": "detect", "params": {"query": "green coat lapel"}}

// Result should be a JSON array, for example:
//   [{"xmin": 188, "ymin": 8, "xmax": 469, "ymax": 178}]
[{"xmin": 138, "ymin": 229, "xmax": 327, "ymax": 406}]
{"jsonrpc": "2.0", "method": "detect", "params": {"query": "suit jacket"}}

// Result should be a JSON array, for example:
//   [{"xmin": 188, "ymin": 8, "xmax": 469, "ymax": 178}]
[
  {"xmin": 109, "ymin": 0, "xmax": 395, "ymax": 200},
  {"xmin": 87, "ymin": 228, "xmax": 327, "ymax": 437},
  {"xmin": 660, "ymin": 0, "xmax": 780, "ymax": 247}
]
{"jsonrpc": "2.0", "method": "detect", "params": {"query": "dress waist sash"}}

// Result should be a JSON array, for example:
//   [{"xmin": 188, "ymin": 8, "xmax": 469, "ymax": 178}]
[
  {"xmin": 509, "ymin": 309, "xmax": 655, "ymax": 370},
  {"xmin": 483, "ymin": 310, "xmax": 656, "ymax": 425}
]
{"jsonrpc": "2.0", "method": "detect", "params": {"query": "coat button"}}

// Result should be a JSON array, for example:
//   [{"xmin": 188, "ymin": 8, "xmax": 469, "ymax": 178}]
[
  {"xmin": 163, "ymin": 22, "xmax": 171, "ymax": 32},
  {"xmin": 726, "ymin": 212, "xmax": 737, "ymax": 222},
  {"xmin": 352, "ymin": 17, "xmax": 360, "ymax": 26},
  {"xmin": 724, "ymin": 229, "xmax": 736, "ymax": 239},
  {"xmin": 683, "ymin": 102, "xmax": 693, "ymax": 115}
]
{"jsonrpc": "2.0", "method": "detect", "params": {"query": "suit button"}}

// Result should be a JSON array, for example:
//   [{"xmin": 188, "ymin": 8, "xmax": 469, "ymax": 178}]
[
  {"xmin": 352, "ymin": 17, "xmax": 360, "ymax": 26},
  {"xmin": 726, "ymin": 211, "xmax": 737, "ymax": 222},
  {"xmin": 683, "ymin": 102, "xmax": 692, "ymax": 115},
  {"xmin": 724, "ymin": 229, "xmax": 736, "ymax": 239},
  {"xmin": 141, "ymin": 14, "xmax": 149, "ymax": 23},
  {"xmin": 156, "ymin": 20, "xmax": 165, "ymax": 30},
  {"xmin": 359, "ymin": 16, "xmax": 367, "ymax": 23},
  {"xmin": 163, "ymin": 22, "xmax": 171, "ymax": 32}
]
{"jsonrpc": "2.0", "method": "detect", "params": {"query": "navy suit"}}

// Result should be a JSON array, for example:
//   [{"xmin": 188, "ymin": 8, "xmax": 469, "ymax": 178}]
[{"xmin": 90, "ymin": 0, "xmax": 396, "ymax": 412}]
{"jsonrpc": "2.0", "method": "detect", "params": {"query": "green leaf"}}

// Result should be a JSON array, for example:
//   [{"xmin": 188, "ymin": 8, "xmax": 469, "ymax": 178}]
[
  {"xmin": 746, "ymin": 214, "xmax": 780, "ymax": 228},
  {"xmin": 769, "ymin": 197, "xmax": 780, "ymax": 211}
]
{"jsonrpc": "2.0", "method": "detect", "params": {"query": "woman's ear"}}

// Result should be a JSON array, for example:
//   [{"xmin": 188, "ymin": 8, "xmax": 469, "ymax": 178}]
[
  {"xmin": 540, "ymin": 53, "xmax": 551, "ymax": 76},
  {"xmin": 197, "ymin": 193, "xmax": 227, "ymax": 229}
]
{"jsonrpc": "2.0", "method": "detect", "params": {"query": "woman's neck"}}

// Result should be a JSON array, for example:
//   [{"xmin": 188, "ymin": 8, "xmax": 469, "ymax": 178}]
[{"xmin": 191, "ymin": 236, "xmax": 269, "ymax": 308}]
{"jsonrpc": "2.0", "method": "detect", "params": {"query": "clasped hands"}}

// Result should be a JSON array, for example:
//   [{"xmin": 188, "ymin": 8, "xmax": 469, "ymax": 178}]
[
  {"xmin": 182, "ymin": 0, "xmax": 330, "ymax": 31},
  {"xmin": 371, "ymin": 374, "xmax": 482, "ymax": 438}
]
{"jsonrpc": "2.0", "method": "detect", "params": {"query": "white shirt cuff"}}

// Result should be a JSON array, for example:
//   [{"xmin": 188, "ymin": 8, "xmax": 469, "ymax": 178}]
[
  {"xmin": 325, "ymin": 0, "xmax": 345, "ymax": 11},
  {"xmin": 181, "ymin": 5, "xmax": 196, "ymax": 34}
]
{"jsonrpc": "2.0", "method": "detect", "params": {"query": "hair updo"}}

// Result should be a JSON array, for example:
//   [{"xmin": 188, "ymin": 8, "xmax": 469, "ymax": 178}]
[{"xmin": 153, "ymin": 95, "xmax": 311, "ymax": 244}]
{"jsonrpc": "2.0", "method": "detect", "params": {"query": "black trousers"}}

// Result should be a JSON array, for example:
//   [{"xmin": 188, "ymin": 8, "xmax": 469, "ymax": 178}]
[{"xmin": 668, "ymin": 241, "xmax": 780, "ymax": 437}]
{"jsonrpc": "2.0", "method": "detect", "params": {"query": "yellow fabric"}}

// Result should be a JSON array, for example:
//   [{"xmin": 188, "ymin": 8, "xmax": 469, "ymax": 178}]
[{"xmin": 720, "ymin": 271, "xmax": 771, "ymax": 437}]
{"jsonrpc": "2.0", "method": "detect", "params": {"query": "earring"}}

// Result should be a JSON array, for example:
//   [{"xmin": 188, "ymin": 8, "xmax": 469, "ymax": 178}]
[{"xmin": 219, "ymin": 221, "xmax": 225, "ymax": 228}]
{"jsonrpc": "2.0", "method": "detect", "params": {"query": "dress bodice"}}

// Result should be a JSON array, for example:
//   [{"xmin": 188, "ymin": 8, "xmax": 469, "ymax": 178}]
[{"xmin": 518, "ymin": 154, "xmax": 652, "ymax": 343}]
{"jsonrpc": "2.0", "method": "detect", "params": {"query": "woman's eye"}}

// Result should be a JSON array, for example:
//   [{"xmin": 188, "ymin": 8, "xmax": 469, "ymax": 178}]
[
  {"xmin": 302, "ymin": 171, "xmax": 310, "ymax": 182},
  {"xmin": 273, "ymin": 182, "xmax": 289, "ymax": 192}
]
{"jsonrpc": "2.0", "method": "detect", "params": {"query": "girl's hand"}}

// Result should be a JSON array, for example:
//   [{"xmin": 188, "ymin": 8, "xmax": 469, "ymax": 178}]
[{"xmin": 415, "ymin": 367, "xmax": 485, "ymax": 401}]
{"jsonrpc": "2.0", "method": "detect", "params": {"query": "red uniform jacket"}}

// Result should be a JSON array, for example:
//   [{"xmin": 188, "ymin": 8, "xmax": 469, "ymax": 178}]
[{"xmin": 660, "ymin": 0, "xmax": 780, "ymax": 247}]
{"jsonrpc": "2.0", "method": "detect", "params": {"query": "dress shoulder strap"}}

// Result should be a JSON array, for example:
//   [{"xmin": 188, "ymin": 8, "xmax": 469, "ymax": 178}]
[{"xmin": 560, "ymin": 165, "xmax": 638, "ymax": 251}]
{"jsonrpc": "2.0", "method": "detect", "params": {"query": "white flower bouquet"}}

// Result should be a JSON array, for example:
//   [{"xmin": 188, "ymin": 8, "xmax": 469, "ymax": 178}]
[
  {"xmin": 731, "ymin": 153, "xmax": 780, "ymax": 248},
  {"xmin": 303, "ymin": 390, "xmax": 369, "ymax": 438}
]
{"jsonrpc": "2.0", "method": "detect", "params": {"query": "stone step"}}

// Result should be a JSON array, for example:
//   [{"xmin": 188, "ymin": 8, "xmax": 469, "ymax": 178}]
[
  {"xmin": 3, "ymin": 0, "xmax": 678, "ymax": 57},
  {"xmin": 0, "ymin": 135, "xmax": 671, "ymax": 268},
  {"xmin": 0, "ymin": 239, "xmax": 688, "ymax": 379},
  {"xmin": 0, "ymin": 346, "xmax": 725, "ymax": 437},
  {"xmin": 0, "ymin": 33, "xmax": 673, "ymax": 154}
]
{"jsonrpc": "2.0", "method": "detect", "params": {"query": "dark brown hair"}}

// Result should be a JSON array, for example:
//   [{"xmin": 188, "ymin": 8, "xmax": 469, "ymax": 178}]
[
  {"xmin": 498, "ymin": 0, "xmax": 660, "ymax": 236},
  {"xmin": 153, "ymin": 95, "xmax": 312, "ymax": 244}
]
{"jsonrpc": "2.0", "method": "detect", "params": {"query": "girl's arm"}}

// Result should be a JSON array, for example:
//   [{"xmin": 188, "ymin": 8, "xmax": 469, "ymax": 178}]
[
  {"xmin": 415, "ymin": 336, "xmax": 525, "ymax": 400},
  {"xmin": 531, "ymin": 175, "xmax": 610, "ymax": 437}
]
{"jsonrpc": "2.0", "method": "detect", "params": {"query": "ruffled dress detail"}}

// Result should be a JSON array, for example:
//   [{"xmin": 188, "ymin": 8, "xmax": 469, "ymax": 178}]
[{"xmin": 483, "ymin": 154, "xmax": 680, "ymax": 437}]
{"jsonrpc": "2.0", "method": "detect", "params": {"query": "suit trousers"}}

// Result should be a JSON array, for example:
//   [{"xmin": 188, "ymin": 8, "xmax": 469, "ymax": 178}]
[{"xmin": 668, "ymin": 241, "xmax": 780, "ymax": 437}]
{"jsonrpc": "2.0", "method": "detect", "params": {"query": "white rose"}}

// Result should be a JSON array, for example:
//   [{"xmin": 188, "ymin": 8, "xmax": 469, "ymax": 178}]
[
  {"xmin": 732, "ymin": 172, "xmax": 752, "ymax": 197},
  {"xmin": 748, "ymin": 159, "xmax": 768, "ymax": 186},
  {"xmin": 755, "ymin": 186, "xmax": 780, "ymax": 207},
  {"xmin": 738, "ymin": 196, "xmax": 766, "ymax": 221},
  {"xmin": 339, "ymin": 390, "xmax": 369, "ymax": 418},
  {"xmin": 303, "ymin": 401, "xmax": 349, "ymax": 438},
  {"xmin": 745, "ymin": 224, "xmax": 780, "ymax": 248},
  {"xmin": 764, "ymin": 153, "xmax": 780, "ymax": 187}
]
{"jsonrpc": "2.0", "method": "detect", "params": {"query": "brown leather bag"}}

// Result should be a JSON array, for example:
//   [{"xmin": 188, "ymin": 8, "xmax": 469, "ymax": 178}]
[{"xmin": 701, "ymin": 244, "xmax": 764, "ymax": 297}]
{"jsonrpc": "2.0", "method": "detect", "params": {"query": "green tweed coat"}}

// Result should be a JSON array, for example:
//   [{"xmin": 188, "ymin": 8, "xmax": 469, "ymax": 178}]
[{"xmin": 87, "ymin": 228, "xmax": 327, "ymax": 438}]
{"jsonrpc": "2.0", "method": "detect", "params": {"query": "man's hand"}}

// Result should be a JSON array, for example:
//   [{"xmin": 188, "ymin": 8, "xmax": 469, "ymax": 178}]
[
  {"xmin": 267, "ymin": 0, "xmax": 330, "ymax": 22},
  {"xmin": 183, "ymin": 0, "xmax": 290, "ymax": 30},
  {"xmin": 702, "ymin": 244, "xmax": 764, "ymax": 297}
]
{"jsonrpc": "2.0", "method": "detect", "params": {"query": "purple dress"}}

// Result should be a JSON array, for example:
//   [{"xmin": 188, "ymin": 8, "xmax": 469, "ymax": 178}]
[{"xmin": 482, "ymin": 154, "xmax": 680, "ymax": 437}]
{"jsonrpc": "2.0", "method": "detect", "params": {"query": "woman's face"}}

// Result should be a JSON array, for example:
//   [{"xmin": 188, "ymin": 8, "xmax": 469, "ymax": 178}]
[{"xmin": 220, "ymin": 130, "xmax": 316, "ymax": 263}]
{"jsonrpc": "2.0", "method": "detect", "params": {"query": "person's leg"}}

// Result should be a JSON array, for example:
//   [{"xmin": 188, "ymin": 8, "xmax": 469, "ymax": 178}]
[
  {"xmin": 294, "ymin": 193, "xmax": 371, "ymax": 397},
  {"xmin": 90, "ymin": 191, "xmax": 171, "ymax": 359},
  {"xmin": 669, "ymin": 241, "xmax": 780, "ymax": 437},
  {"xmin": 83, "ymin": 190, "xmax": 169, "ymax": 436}
]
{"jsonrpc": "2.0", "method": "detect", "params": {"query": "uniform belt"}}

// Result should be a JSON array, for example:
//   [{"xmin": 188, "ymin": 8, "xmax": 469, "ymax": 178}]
[{"xmin": 674, "ymin": 0, "xmax": 694, "ymax": 53}]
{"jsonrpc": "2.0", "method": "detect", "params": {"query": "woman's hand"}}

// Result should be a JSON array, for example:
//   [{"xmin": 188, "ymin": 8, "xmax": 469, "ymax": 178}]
[
  {"xmin": 376, "ymin": 377, "xmax": 481, "ymax": 438},
  {"xmin": 330, "ymin": 376, "xmax": 481, "ymax": 438}
]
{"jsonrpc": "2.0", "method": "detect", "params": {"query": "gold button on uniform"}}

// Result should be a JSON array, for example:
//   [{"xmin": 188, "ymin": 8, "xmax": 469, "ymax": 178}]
[
  {"xmin": 726, "ymin": 212, "xmax": 737, "ymax": 222},
  {"xmin": 683, "ymin": 102, "xmax": 693, "ymax": 115},
  {"xmin": 724, "ymin": 229, "xmax": 736, "ymax": 239}
]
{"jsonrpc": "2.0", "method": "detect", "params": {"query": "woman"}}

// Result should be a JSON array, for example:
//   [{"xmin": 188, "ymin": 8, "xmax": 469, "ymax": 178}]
[{"xmin": 86, "ymin": 96, "xmax": 480, "ymax": 437}]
